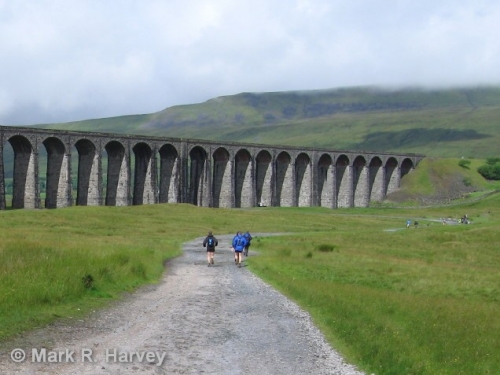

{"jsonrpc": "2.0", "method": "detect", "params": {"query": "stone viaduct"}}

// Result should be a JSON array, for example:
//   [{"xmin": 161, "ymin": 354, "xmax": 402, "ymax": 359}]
[{"xmin": 0, "ymin": 126, "xmax": 424, "ymax": 210}]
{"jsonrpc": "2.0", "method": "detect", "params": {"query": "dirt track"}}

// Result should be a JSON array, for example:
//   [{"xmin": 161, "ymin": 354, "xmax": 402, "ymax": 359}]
[{"xmin": 0, "ymin": 234, "xmax": 364, "ymax": 375}]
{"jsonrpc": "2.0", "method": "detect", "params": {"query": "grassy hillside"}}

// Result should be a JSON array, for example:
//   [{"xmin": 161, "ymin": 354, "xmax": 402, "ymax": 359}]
[
  {"xmin": 384, "ymin": 158, "xmax": 500, "ymax": 205},
  {"xmin": 28, "ymin": 85, "xmax": 500, "ymax": 158}
]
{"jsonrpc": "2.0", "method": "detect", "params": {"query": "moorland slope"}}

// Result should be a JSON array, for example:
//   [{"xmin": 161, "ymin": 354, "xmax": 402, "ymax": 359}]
[{"xmin": 29, "ymin": 85, "xmax": 500, "ymax": 158}]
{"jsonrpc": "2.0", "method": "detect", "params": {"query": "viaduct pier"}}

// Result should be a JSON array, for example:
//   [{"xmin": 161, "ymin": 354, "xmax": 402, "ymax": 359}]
[{"xmin": 0, "ymin": 126, "xmax": 424, "ymax": 210}]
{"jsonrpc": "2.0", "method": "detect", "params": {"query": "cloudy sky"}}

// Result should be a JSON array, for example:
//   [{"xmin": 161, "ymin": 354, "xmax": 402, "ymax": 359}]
[{"xmin": 1, "ymin": 0, "xmax": 500, "ymax": 125}]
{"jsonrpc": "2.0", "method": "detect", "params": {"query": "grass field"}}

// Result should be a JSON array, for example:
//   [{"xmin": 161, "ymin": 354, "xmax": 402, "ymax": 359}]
[
  {"xmin": 249, "ymin": 204, "xmax": 500, "ymax": 375},
  {"xmin": 1, "ymin": 195, "xmax": 499, "ymax": 375}
]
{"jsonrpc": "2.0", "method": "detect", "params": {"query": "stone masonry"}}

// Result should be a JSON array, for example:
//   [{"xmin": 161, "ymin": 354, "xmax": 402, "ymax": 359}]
[{"xmin": 0, "ymin": 126, "xmax": 424, "ymax": 210}]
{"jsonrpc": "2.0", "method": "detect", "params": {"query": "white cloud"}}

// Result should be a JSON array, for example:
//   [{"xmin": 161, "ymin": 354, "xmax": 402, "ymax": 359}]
[{"xmin": 1, "ymin": 0, "xmax": 500, "ymax": 125}]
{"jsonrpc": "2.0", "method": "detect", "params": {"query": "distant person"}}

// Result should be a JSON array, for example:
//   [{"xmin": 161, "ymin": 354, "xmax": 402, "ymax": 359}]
[
  {"xmin": 203, "ymin": 231, "xmax": 218, "ymax": 266},
  {"xmin": 231, "ymin": 232, "xmax": 239, "ymax": 263},
  {"xmin": 414, "ymin": 220, "xmax": 419, "ymax": 228},
  {"xmin": 406, "ymin": 219, "xmax": 411, "ymax": 229},
  {"xmin": 243, "ymin": 231, "xmax": 253, "ymax": 257},
  {"xmin": 232, "ymin": 231, "xmax": 247, "ymax": 268}
]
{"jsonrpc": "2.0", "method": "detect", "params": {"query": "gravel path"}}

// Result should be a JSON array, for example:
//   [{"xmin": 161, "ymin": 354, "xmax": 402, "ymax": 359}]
[{"xmin": 0, "ymin": 234, "xmax": 365, "ymax": 375}]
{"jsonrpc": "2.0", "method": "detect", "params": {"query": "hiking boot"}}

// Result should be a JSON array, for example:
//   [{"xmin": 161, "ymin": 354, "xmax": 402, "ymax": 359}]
[
  {"xmin": 238, "ymin": 263, "xmax": 241, "ymax": 268},
  {"xmin": 211, "ymin": 259, "xmax": 214, "ymax": 264}
]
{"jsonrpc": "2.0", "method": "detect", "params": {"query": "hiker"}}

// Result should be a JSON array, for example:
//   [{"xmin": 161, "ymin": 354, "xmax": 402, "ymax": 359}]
[
  {"xmin": 231, "ymin": 232, "xmax": 238, "ymax": 263},
  {"xmin": 203, "ymin": 231, "xmax": 218, "ymax": 266},
  {"xmin": 406, "ymin": 219, "xmax": 411, "ymax": 229},
  {"xmin": 232, "ymin": 231, "xmax": 248, "ymax": 268},
  {"xmin": 243, "ymin": 231, "xmax": 253, "ymax": 257},
  {"xmin": 414, "ymin": 220, "xmax": 419, "ymax": 228}
]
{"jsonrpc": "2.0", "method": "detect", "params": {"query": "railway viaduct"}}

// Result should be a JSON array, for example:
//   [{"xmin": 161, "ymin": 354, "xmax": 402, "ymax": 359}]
[{"xmin": 0, "ymin": 126, "xmax": 424, "ymax": 210}]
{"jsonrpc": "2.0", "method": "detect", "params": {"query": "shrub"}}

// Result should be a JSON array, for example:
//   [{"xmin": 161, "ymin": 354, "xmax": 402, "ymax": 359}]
[
  {"xmin": 315, "ymin": 244, "xmax": 337, "ymax": 252},
  {"xmin": 458, "ymin": 159, "xmax": 471, "ymax": 169},
  {"xmin": 477, "ymin": 163, "xmax": 500, "ymax": 180},
  {"xmin": 486, "ymin": 157, "xmax": 500, "ymax": 165},
  {"xmin": 81, "ymin": 274, "xmax": 94, "ymax": 290}
]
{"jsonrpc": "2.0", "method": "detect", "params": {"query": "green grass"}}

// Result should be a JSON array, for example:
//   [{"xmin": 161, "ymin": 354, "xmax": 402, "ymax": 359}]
[
  {"xmin": 1, "ymin": 195, "xmax": 500, "ymax": 375},
  {"xmin": 0, "ymin": 205, "xmax": 180, "ymax": 338},
  {"xmin": 247, "ymin": 197, "xmax": 500, "ymax": 375}
]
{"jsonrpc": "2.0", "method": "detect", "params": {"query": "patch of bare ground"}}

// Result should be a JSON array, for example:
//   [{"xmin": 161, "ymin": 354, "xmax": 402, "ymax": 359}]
[{"xmin": 386, "ymin": 172, "xmax": 478, "ymax": 206}]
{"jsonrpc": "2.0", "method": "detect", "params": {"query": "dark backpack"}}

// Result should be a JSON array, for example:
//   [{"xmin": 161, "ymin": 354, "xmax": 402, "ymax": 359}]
[
  {"xmin": 207, "ymin": 237, "xmax": 215, "ymax": 247},
  {"xmin": 244, "ymin": 232, "xmax": 252, "ymax": 242}
]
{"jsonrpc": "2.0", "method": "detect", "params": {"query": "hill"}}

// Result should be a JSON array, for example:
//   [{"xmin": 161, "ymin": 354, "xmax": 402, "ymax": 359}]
[
  {"xmin": 385, "ymin": 157, "xmax": 500, "ymax": 205},
  {"xmin": 31, "ymin": 85, "xmax": 500, "ymax": 158}
]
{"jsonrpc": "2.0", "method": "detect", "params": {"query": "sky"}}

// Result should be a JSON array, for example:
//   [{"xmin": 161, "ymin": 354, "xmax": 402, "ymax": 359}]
[{"xmin": 1, "ymin": 0, "xmax": 500, "ymax": 125}]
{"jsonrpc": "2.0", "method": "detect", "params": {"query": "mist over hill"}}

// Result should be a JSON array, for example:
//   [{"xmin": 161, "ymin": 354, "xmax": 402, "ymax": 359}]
[{"xmin": 29, "ymin": 85, "xmax": 500, "ymax": 158}]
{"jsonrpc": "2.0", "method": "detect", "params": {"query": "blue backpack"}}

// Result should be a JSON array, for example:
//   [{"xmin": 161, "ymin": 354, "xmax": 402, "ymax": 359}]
[
  {"xmin": 236, "ymin": 237, "xmax": 245, "ymax": 247},
  {"xmin": 207, "ymin": 237, "xmax": 215, "ymax": 247}
]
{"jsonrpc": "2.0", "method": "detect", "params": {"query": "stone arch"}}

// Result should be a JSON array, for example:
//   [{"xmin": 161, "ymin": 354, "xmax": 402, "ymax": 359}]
[
  {"xmin": 189, "ymin": 146, "xmax": 207, "ymax": 206},
  {"xmin": 235, "ymin": 149, "xmax": 253, "ymax": 208},
  {"xmin": 336, "ymin": 154, "xmax": 352, "ymax": 208},
  {"xmin": 75, "ymin": 139, "xmax": 101, "ymax": 206},
  {"xmin": 296, "ymin": 153, "xmax": 311, "ymax": 207},
  {"xmin": 0, "ymin": 127, "xmax": 425, "ymax": 211},
  {"xmin": 132, "ymin": 142, "xmax": 155, "ymax": 205},
  {"xmin": 276, "ymin": 151, "xmax": 293, "ymax": 207},
  {"xmin": 105, "ymin": 140, "xmax": 129, "ymax": 206},
  {"xmin": 401, "ymin": 158, "xmax": 414, "ymax": 178},
  {"xmin": 158, "ymin": 144, "xmax": 179, "ymax": 203},
  {"xmin": 8, "ymin": 135, "xmax": 38, "ymax": 209},
  {"xmin": 318, "ymin": 154, "xmax": 334, "ymax": 208},
  {"xmin": 43, "ymin": 137, "xmax": 71, "ymax": 209},
  {"xmin": 353, "ymin": 155, "xmax": 369, "ymax": 207},
  {"xmin": 256, "ymin": 150, "xmax": 272, "ymax": 207},
  {"xmin": 213, "ymin": 147, "xmax": 231, "ymax": 208},
  {"xmin": 385, "ymin": 157, "xmax": 399, "ymax": 195},
  {"xmin": 369, "ymin": 157, "xmax": 384, "ymax": 202}
]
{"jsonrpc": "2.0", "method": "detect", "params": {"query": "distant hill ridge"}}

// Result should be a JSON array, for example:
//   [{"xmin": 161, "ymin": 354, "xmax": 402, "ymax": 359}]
[
  {"xmin": 141, "ymin": 85, "xmax": 500, "ymax": 130},
  {"xmin": 33, "ymin": 85, "xmax": 500, "ymax": 158}
]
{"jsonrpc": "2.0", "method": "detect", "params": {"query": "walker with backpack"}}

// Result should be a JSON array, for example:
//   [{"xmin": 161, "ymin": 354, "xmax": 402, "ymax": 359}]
[{"xmin": 243, "ymin": 231, "xmax": 252, "ymax": 256}]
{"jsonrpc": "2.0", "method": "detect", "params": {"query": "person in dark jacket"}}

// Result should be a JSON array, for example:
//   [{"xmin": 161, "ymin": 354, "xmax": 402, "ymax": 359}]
[
  {"xmin": 243, "ymin": 231, "xmax": 253, "ymax": 256},
  {"xmin": 203, "ymin": 231, "xmax": 218, "ymax": 266}
]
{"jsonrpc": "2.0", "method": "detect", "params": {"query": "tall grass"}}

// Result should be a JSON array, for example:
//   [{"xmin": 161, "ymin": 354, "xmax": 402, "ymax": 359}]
[
  {"xmin": 0, "ymin": 206, "xmax": 179, "ymax": 338},
  {"xmin": 1, "ymin": 195, "xmax": 499, "ymax": 374},
  {"xmin": 248, "ymin": 197, "xmax": 500, "ymax": 375}
]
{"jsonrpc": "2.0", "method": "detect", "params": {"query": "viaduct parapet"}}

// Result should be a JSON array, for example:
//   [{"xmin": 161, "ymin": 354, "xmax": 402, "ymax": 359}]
[{"xmin": 0, "ymin": 126, "xmax": 424, "ymax": 210}]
